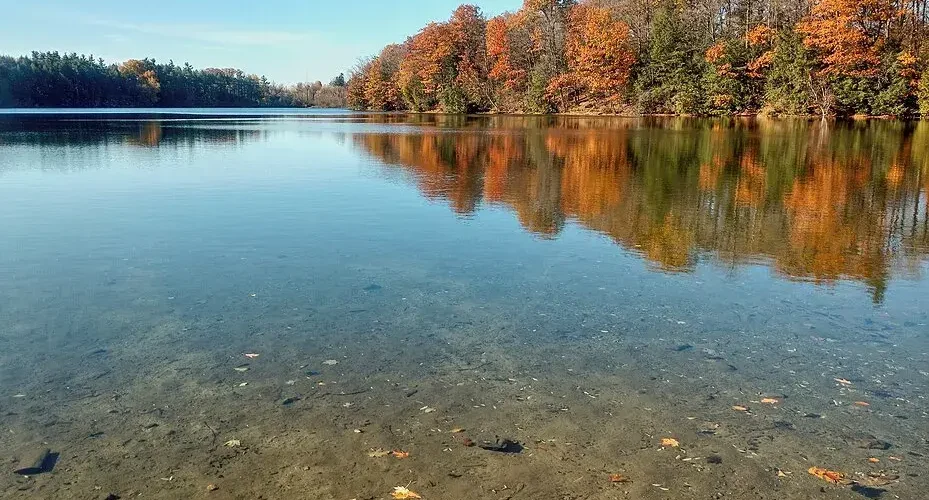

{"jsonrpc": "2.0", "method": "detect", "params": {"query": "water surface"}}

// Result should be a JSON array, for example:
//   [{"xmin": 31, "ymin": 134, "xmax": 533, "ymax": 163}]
[{"xmin": 1, "ymin": 113, "xmax": 926, "ymax": 499}]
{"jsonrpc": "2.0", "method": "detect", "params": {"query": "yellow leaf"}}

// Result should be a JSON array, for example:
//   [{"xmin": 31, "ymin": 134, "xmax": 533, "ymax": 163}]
[
  {"xmin": 450, "ymin": 428, "xmax": 466, "ymax": 433},
  {"xmin": 391, "ymin": 450, "xmax": 410, "ymax": 459},
  {"xmin": 760, "ymin": 398, "xmax": 779, "ymax": 404},
  {"xmin": 660, "ymin": 438, "xmax": 680, "ymax": 448},
  {"xmin": 732, "ymin": 405, "xmax": 749, "ymax": 412},
  {"xmin": 609, "ymin": 473, "xmax": 631, "ymax": 483},
  {"xmin": 391, "ymin": 486, "xmax": 422, "ymax": 499},
  {"xmin": 854, "ymin": 401, "xmax": 870, "ymax": 407},
  {"xmin": 868, "ymin": 457, "xmax": 880, "ymax": 463}
]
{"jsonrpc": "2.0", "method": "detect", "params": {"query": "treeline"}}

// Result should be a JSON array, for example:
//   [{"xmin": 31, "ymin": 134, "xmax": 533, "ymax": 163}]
[
  {"xmin": 0, "ymin": 51, "xmax": 347, "ymax": 108},
  {"xmin": 347, "ymin": 0, "xmax": 929, "ymax": 117}
]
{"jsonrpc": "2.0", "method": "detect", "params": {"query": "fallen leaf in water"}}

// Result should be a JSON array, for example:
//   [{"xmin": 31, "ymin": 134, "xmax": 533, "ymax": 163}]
[
  {"xmin": 322, "ymin": 359, "xmax": 338, "ymax": 366},
  {"xmin": 420, "ymin": 406, "xmax": 436, "ymax": 413},
  {"xmin": 732, "ymin": 405, "xmax": 749, "ymax": 412},
  {"xmin": 867, "ymin": 458, "xmax": 880, "ymax": 463},
  {"xmin": 834, "ymin": 378, "xmax": 852, "ymax": 386},
  {"xmin": 661, "ymin": 438, "xmax": 680, "ymax": 448},
  {"xmin": 888, "ymin": 456, "xmax": 902, "ymax": 461},
  {"xmin": 776, "ymin": 468, "xmax": 788, "ymax": 478},
  {"xmin": 760, "ymin": 398, "xmax": 779, "ymax": 404},
  {"xmin": 391, "ymin": 486, "xmax": 422, "ymax": 499},
  {"xmin": 854, "ymin": 401, "xmax": 870, "ymax": 407},
  {"xmin": 224, "ymin": 439, "xmax": 241, "ymax": 448},
  {"xmin": 367, "ymin": 448, "xmax": 391, "ymax": 458},
  {"xmin": 234, "ymin": 366, "xmax": 249, "ymax": 372},
  {"xmin": 450, "ymin": 428, "xmax": 466, "ymax": 434},
  {"xmin": 609, "ymin": 473, "xmax": 631, "ymax": 483},
  {"xmin": 244, "ymin": 353, "xmax": 259, "ymax": 359},
  {"xmin": 392, "ymin": 450, "xmax": 410, "ymax": 459},
  {"xmin": 808, "ymin": 466, "xmax": 845, "ymax": 484}
]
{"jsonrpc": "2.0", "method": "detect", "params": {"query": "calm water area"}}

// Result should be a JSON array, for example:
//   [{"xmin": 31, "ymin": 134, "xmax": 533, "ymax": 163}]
[{"xmin": 0, "ymin": 111, "xmax": 927, "ymax": 499}]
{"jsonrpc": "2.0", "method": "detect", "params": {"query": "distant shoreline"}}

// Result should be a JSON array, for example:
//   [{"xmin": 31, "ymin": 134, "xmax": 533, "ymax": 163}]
[{"xmin": 1, "ymin": 108, "xmax": 923, "ymax": 121}]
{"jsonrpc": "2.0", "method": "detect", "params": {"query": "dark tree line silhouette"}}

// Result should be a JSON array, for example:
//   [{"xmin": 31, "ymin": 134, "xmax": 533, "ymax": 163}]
[{"xmin": 0, "ymin": 52, "xmax": 347, "ymax": 108}]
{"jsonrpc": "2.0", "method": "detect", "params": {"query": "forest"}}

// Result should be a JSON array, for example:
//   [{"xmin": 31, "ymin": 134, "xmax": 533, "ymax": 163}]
[
  {"xmin": 347, "ymin": 0, "xmax": 929, "ymax": 117},
  {"xmin": 0, "ymin": 52, "xmax": 346, "ymax": 108}
]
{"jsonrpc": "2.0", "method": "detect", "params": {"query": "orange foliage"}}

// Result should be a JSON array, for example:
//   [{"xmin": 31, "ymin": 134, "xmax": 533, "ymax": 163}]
[
  {"xmin": 745, "ymin": 25, "xmax": 776, "ymax": 47},
  {"xmin": 449, "ymin": 4, "xmax": 488, "ymax": 101},
  {"xmin": 705, "ymin": 43, "xmax": 726, "ymax": 65},
  {"xmin": 797, "ymin": 0, "xmax": 900, "ymax": 77},
  {"xmin": 551, "ymin": 4, "xmax": 636, "ymax": 109},
  {"xmin": 897, "ymin": 51, "xmax": 920, "ymax": 86},
  {"xmin": 486, "ymin": 13, "xmax": 533, "ymax": 93},
  {"xmin": 118, "ymin": 59, "xmax": 161, "ymax": 101},
  {"xmin": 400, "ymin": 23, "xmax": 454, "ymax": 96}
]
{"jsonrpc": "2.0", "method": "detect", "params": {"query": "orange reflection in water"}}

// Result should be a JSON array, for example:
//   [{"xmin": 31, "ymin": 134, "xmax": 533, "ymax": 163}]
[{"xmin": 354, "ymin": 117, "xmax": 929, "ymax": 302}]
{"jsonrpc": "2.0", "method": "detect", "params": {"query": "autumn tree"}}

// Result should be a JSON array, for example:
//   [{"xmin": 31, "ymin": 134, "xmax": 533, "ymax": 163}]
[
  {"xmin": 347, "ymin": 57, "xmax": 375, "ymax": 110},
  {"xmin": 546, "ymin": 4, "xmax": 635, "ymax": 111},
  {"xmin": 361, "ymin": 45, "xmax": 404, "ymax": 111},
  {"xmin": 795, "ymin": 0, "xmax": 908, "ymax": 116},
  {"xmin": 398, "ymin": 22, "xmax": 454, "ymax": 111},
  {"xmin": 703, "ymin": 24, "xmax": 776, "ymax": 113},
  {"xmin": 486, "ymin": 12, "xmax": 536, "ymax": 111},
  {"xmin": 797, "ymin": 0, "xmax": 898, "ymax": 78},
  {"xmin": 449, "ymin": 5, "xmax": 492, "ymax": 110},
  {"xmin": 118, "ymin": 59, "xmax": 161, "ymax": 105}
]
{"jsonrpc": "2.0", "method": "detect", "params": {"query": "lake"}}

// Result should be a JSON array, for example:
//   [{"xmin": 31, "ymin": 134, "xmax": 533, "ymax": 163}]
[{"xmin": 0, "ymin": 112, "xmax": 926, "ymax": 499}]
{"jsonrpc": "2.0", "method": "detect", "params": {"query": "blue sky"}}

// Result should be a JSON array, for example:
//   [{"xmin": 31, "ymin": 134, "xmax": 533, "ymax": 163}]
[{"xmin": 0, "ymin": 0, "xmax": 517, "ymax": 84}]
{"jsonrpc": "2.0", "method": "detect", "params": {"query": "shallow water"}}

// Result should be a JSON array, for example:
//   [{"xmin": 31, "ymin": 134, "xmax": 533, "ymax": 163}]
[{"xmin": 0, "ymin": 113, "xmax": 927, "ymax": 500}]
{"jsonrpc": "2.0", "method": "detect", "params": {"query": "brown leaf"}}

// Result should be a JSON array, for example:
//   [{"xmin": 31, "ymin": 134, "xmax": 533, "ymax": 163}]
[
  {"xmin": 391, "ymin": 450, "xmax": 410, "ymax": 459},
  {"xmin": 760, "ymin": 398, "xmax": 779, "ymax": 404},
  {"xmin": 609, "ymin": 473, "xmax": 631, "ymax": 483},
  {"xmin": 732, "ymin": 405, "xmax": 749, "ymax": 412},
  {"xmin": 808, "ymin": 466, "xmax": 846, "ymax": 484}
]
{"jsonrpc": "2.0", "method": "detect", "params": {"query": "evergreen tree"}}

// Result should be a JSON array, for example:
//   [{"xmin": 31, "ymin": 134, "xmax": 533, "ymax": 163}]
[{"xmin": 633, "ymin": 3, "xmax": 706, "ymax": 114}]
